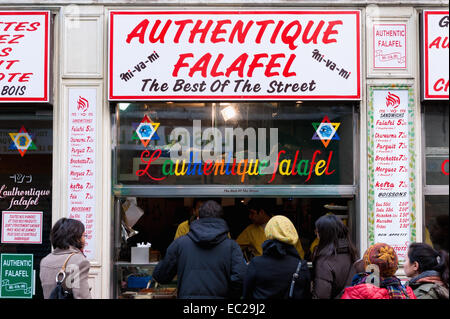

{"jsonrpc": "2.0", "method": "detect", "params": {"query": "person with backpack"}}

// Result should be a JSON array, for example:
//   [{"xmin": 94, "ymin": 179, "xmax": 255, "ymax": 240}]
[
  {"xmin": 152, "ymin": 200, "xmax": 247, "ymax": 299},
  {"xmin": 341, "ymin": 243, "xmax": 416, "ymax": 299},
  {"xmin": 405, "ymin": 242, "xmax": 449, "ymax": 299},
  {"xmin": 312, "ymin": 214, "xmax": 358, "ymax": 299},
  {"xmin": 243, "ymin": 215, "xmax": 311, "ymax": 299}
]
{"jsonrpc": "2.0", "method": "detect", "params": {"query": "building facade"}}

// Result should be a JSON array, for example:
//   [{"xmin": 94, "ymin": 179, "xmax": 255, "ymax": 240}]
[{"xmin": 0, "ymin": 0, "xmax": 448, "ymax": 299}]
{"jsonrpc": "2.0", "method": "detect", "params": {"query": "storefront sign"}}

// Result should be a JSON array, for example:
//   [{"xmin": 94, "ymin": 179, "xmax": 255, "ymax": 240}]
[
  {"xmin": 368, "ymin": 87, "xmax": 416, "ymax": 261},
  {"xmin": 1, "ymin": 211, "xmax": 42, "ymax": 244},
  {"xmin": 0, "ymin": 182, "xmax": 51, "ymax": 211},
  {"xmin": 109, "ymin": 10, "xmax": 361, "ymax": 100},
  {"xmin": 0, "ymin": 254, "xmax": 33, "ymax": 299},
  {"xmin": 422, "ymin": 11, "xmax": 449, "ymax": 100},
  {"xmin": 134, "ymin": 118, "xmax": 339, "ymax": 184},
  {"xmin": 0, "ymin": 11, "xmax": 49, "ymax": 102},
  {"xmin": 67, "ymin": 88, "xmax": 96, "ymax": 260},
  {"xmin": 373, "ymin": 24, "xmax": 406, "ymax": 69}
]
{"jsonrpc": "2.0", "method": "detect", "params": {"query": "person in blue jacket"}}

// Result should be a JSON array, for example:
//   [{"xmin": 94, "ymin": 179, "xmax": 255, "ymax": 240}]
[{"xmin": 152, "ymin": 200, "xmax": 247, "ymax": 299}]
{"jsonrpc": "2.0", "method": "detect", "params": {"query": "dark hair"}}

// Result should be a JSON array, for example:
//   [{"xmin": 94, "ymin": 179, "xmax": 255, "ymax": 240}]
[
  {"xmin": 198, "ymin": 200, "xmax": 223, "ymax": 218},
  {"xmin": 408, "ymin": 242, "xmax": 449, "ymax": 287},
  {"xmin": 50, "ymin": 218, "xmax": 85, "ymax": 250},
  {"xmin": 315, "ymin": 214, "xmax": 358, "ymax": 263},
  {"xmin": 247, "ymin": 198, "xmax": 277, "ymax": 216}
]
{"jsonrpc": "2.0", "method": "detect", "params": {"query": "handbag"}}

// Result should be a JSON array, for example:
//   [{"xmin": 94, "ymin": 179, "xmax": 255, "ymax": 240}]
[
  {"xmin": 49, "ymin": 252, "xmax": 77, "ymax": 299},
  {"xmin": 288, "ymin": 260, "xmax": 303, "ymax": 298}
]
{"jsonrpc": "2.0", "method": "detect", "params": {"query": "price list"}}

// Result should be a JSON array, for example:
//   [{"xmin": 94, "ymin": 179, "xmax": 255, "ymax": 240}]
[
  {"xmin": 67, "ymin": 88, "xmax": 96, "ymax": 260},
  {"xmin": 373, "ymin": 89, "xmax": 410, "ymax": 260}
]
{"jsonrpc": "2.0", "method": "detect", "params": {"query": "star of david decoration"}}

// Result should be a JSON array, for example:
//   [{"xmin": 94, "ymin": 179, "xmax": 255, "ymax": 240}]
[
  {"xmin": 8, "ymin": 126, "xmax": 37, "ymax": 157},
  {"xmin": 312, "ymin": 116, "xmax": 341, "ymax": 148},
  {"xmin": 132, "ymin": 115, "xmax": 160, "ymax": 147}
]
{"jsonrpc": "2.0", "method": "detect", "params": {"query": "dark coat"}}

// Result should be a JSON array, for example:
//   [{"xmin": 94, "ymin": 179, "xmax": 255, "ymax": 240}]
[
  {"xmin": 312, "ymin": 239, "xmax": 356, "ymax": 299},
  {"xmin": 152, "ymin": 217, "xmax": 247, "ymax": 299},
  {"xmin": 243, "ymin": 239, "xmax": 311, "ymax": 299}
]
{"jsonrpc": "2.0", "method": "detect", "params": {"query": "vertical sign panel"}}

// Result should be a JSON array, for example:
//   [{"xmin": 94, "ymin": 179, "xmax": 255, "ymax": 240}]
[
  {"xmin": 368, "ymin": 87, "xmax": 416, "ymax": 262},
  {"xmin": 0, "ymin": 11, "xmax": 49, "ymax": 102},
  {"xmin": 422, "ymin": 11, "xmax": 449, "ymax": 100},
  {"xmin": 67, "ymin": 88, "xmax": 96, "ymax": 260}
]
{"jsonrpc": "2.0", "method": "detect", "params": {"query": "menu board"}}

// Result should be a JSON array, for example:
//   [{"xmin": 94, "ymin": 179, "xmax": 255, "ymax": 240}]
[
  {"xmin": 369, "ymin": 88, "xmax": 415, "ymax": 261},
  {"xmin": 67, "ymin": 88, "xmax": 96, "ymax": 260}
]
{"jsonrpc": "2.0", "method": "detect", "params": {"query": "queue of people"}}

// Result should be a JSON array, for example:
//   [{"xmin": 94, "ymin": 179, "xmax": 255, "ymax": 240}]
[{"xmin": 39, "ymin": 199, "xmax": 449, "ymax": 299}]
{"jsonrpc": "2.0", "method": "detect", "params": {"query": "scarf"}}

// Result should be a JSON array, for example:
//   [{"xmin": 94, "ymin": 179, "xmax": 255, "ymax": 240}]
[
  {"xmin": 381, "ymin": 277, "xmax": 410, "ymax": 299},
  {"xmin": 351, "ymin": 272, "xmax": 410, "ymax": 299}
]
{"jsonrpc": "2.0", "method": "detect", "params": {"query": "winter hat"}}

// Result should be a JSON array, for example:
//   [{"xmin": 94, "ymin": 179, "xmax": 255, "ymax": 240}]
[
  {"xmin": 265, "ymin": 215, "xmax": 299, "ymax": 246},
  {"xmin": 363, "ymin": 243, "xmax": 399, "ymax": 278}
]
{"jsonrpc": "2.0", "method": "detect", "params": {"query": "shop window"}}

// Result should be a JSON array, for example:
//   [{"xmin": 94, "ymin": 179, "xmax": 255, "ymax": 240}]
[
  {"xmin": 114, "ymin": 196, "xmax": 355, "ymax": 299},
  {"xmin": 0, "ymin": 105, "xmax": 53, "ymax": 299},
  {"xmin": 422, "ymin": 101, "xmax": 449, "ymax": 251},
  {"xmin": 114, "ymin": 101, "xmax": 356, "ymax": 186},
  {"xmin": 112, "ymin": 101, "xmax": 359, "ymax": 298}
]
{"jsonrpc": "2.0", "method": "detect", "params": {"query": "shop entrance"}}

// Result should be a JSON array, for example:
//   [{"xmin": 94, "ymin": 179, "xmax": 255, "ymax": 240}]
[{"xmin": 113, "ymin": 195, "xmax": 356, "ymax": 299}]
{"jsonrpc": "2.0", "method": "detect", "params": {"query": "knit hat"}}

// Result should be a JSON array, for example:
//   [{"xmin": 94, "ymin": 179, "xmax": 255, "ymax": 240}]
[
  {"xmin": 265, "ymin": 215, "xmax": 299, "ymax": 246},
  {"xmin": 363, "ymin": 243, "xmax": 399, "ymax": 278}
]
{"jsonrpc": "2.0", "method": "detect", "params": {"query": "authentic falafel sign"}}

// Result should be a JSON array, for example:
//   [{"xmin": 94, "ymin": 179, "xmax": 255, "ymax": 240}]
[{"xmin": 109, "ymin": 10, "xmax": 361, "ymax": 100}]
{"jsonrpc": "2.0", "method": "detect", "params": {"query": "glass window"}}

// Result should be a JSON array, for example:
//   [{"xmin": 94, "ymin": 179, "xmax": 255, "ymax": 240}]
[
  {"xmin": 424, "ymin": 102, "xmax": 449, "ymax": 185},
  {"xmin": 0, "ymin": 105, "xmax": 53, "ymax": 299},
  {"xmin": 422, "ymin": 101, "xmax": 449, "ymax": 252},
  {"xmin": 114, "ymin": 101, "xmax": 355, "ymax": 186},
  {"xmin": 424, "ymin": 196, "xmax": 448, "ymax": 251}
]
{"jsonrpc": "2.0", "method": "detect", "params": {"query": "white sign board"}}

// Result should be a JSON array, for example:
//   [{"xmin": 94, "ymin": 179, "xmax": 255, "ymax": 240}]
[
  {"xmin": 109, "ymin": 10, "xmax": 361, "ymax": 100},
  {"xmin": 373, "ymin": 24, "xmax": 407, "ymax": 69},
  {"xmin": 422, "ymin": 11, "xmax": 449, "ymax": 100},
  {"xmin": 373, "ymin": 89, "xmax": 411, "ymax": 261},
  {"xmin": 67, "ymin": 88, "xmax": 96, "ymax": 260},
  {"xmin": 1, "ymin": 211, "xmax": 43, "ymax": 244},
  {"xmin": 0, "ymin": 11, "xmax": 50, "ymax": 102}
]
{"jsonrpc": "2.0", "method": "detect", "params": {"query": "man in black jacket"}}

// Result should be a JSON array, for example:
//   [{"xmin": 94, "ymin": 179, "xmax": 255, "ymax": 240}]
[{"xmin": 153, "ymin": 200, "xmax": 247, "ymax": 299}]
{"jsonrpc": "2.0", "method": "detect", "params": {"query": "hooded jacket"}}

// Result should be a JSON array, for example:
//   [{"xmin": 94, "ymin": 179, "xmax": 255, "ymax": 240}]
[
  {"xmin": 152, "ymin": 217, "xmax": 247, "ymax": 299},
  {"xmin": 243, "ymin": 239, "xmax": 311, "ymax": 299},
  {"xmin": 407, "ymin": 270, "xmax": 449, "ymax": 299}
]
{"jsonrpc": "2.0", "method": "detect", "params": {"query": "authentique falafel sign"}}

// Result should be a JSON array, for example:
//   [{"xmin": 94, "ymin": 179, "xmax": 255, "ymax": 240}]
[{"xmin": 108, "ymin": 10, "xmax": 361, "ymax": 100}]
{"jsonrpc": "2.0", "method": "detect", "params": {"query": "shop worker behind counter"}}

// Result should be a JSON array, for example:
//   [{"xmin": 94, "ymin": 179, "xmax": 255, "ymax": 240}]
[
  {"xmin": 40, "ymin": 218, "xmax": 92, "ymax": 299},
  {"xmin": 237, "ymin": 198, "xmax": 305, "ymax": 260},
  {"xmin": 152, "ymin": 200, "xmax": 247, "ymax": 299}
]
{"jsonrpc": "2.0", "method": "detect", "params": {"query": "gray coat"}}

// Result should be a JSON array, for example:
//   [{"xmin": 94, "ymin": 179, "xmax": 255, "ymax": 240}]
[{"xmin": 40, "ymin": 246, "xmax": 92, "ymax": 299}]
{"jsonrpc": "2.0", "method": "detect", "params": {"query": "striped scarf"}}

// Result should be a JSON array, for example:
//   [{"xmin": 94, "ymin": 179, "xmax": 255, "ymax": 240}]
[{"xmin": 381, "ymin": 277, "xmax": 410, "ymax": 299}]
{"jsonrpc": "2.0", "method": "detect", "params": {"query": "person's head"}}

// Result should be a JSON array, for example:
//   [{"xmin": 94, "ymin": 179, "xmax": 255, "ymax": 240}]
[
  {"xmin": 50, "ymin": 218, "xmax": 86, "ymax": 250},
  {"xmin": 265, "ymin": 215, "xmax": 299, "ymax": 246},
  {"xmin": 198, "ymin": 200, "xmax": 223, "ymax": 219},
  {"xmin": 363, "ymin": 243, "xmax": 398, "ymax": 278},
  {"xmin": 247, "ymin": 198, "xmax": 275, "ymax": 225},
  {"xmin": 192, "ymin": 198, "xmax": 204, "ymax": 218},
  {"xmin": 315, "ymin": 214, "xmax": 358, "ymax": 262},
  {"xmin": 405, "ymin": 242, "xmax": 449, "ymax": 287}
]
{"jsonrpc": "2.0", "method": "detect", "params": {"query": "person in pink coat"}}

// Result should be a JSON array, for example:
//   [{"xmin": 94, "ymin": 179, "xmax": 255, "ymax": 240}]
[{"xmin": 341, "ymin": 243, "xmax": 416, "ymax": 299}]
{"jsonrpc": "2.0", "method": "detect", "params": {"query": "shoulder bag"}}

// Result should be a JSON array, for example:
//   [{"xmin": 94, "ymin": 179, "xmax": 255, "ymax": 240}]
[
  {"xmin": 288, "ymin": 260, "xmax": 303, "ymax": 298},
  {"xmin": 49, "ymin": 252, "xmax": 77, "ymax": 299}
]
